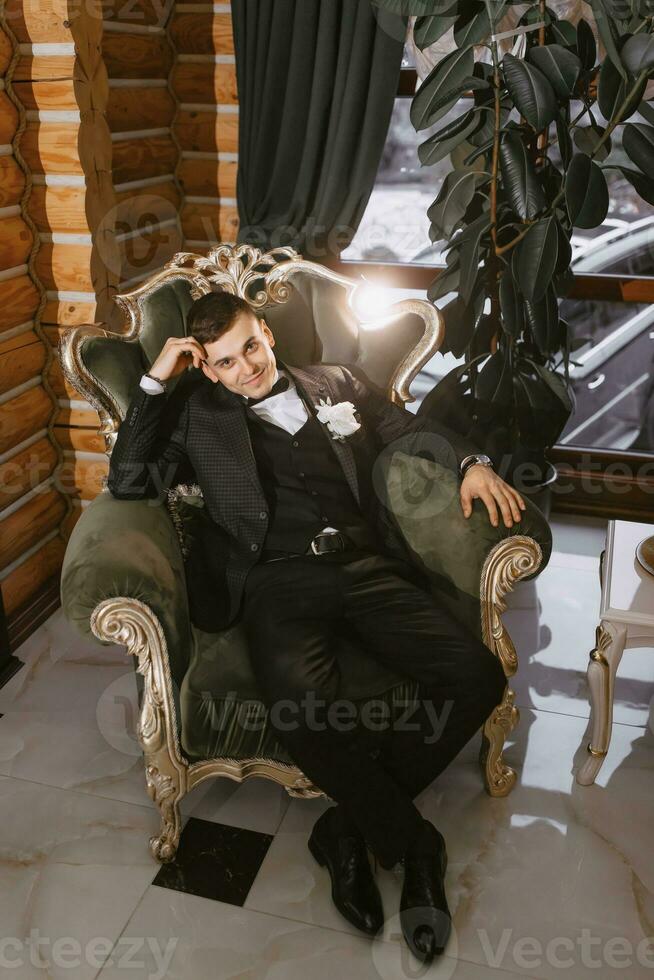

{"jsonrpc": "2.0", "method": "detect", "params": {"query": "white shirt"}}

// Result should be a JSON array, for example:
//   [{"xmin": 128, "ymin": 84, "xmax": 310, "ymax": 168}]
[
  {"xmin": 139, "ymin": 366, "xmax": 308, "ymax": 434},
  {"xmin": 139, "ymin": 367, "xmax": 337, "ymax": 532}
]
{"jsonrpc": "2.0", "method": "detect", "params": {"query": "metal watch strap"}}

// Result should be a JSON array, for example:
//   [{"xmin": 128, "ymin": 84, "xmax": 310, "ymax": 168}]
[
  {"xmin": 143, "ymin": 372, "xmax": 168, "ymax": 392},
  {"xmin": 460, "ymin": 454, "xmax": 494, "ymax": 478}
]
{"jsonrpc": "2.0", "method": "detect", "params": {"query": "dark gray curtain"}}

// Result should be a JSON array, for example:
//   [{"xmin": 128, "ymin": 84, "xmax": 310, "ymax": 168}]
[{"xmin": 232, "ymin": 0, "xmax": 407, "ymax": 261}]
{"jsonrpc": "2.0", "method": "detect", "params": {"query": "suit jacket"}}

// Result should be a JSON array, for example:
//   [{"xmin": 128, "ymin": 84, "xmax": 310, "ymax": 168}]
[{"xmin": 106, "ymin": 359, "xmax": 481, "ymax": 632}]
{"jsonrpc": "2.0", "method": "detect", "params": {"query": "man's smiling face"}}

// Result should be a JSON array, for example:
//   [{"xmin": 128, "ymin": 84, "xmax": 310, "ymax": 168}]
[{"xmin": 200, "ymin": 311, "xmax": 278, "ymax": 398}]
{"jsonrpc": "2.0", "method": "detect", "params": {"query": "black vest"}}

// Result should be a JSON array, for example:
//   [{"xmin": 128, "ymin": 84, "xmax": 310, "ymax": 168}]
[{"xmin": 245, "ymin": 406, "xmax": 378, "ymax": 554}]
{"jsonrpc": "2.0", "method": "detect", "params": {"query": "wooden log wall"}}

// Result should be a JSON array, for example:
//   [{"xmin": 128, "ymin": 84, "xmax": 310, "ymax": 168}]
[
  {"xmin": 103, "ymin": 0, "xmax": 183, "ymax": 290},
  {"xmin": 0, "ymin": 0, "xmax": 123, "ymax": 622},
  {"xmin": 170, "ymin": 2, "xmax": 239, "ymax": 247},
  {"xmin": 0, "ymin": 0, "xmax": 241, "ymax": 639},
  {"xmin": 0, "ymin": 12, "xmax": 75, "ymax": 624}
]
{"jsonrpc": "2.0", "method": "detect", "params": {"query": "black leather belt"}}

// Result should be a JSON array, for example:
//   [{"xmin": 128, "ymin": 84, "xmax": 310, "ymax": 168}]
[{"xmin": 261, "ymin": 529, "xmax": 362, "ymax": 563}]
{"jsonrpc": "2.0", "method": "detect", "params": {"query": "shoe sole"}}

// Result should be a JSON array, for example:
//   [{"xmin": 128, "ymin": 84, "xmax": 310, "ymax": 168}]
[{"xmin": 308, "ymin": 832, "xmax": 382, "ymax": 937}]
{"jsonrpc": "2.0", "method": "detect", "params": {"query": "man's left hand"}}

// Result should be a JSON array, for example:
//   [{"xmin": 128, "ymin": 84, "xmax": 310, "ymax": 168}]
[{"xmin": 460, "ymin": 464, "xmax": 526, "ymax": 528}]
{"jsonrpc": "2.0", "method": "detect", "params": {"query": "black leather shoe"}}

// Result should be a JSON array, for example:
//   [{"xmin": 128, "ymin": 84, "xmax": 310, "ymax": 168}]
[
  {"xmin": 308, "ymin": 807, "xmax": 384, "ymax": 936},
  {"xmin": 399, "ymin": 820, "xmax": 452, "ymax": 962}
]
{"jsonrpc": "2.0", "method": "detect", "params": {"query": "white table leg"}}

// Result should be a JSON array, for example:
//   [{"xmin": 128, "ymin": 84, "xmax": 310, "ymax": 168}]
[{"xmin": 576, "ymin": 619, "xmax": 627, "ymax": 786}]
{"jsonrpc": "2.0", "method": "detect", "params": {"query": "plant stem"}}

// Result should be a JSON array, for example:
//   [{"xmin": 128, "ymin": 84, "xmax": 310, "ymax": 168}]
[
  {"xmin": 535, "ymin": 1, "xmax": 550, "ymax": 167},
  {"xmin": 484, "ymin": 0, "xmax": 503, "ymax": 354}
]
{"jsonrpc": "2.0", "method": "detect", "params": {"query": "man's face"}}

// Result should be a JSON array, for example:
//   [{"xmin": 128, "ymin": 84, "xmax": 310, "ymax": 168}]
[{"xmin": 200, "ymin": 312, "xmax": 277, "ymax": 398}]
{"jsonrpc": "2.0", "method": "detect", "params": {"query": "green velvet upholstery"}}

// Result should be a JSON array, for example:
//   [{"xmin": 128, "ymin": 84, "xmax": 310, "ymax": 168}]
[
  {"xmin": 60, "ymin": 491, "xmax": 192, "ymax": 745},
  {"xmin": 379, "ymin": 452, "xmax": 552, "ymax": 644},
  {"xmin": 59, "ymin": 253, "xmax": 552, "ymax": 773}
]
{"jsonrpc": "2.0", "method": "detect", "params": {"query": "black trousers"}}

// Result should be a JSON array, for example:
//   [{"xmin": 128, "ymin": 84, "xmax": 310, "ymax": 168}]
[{"xmin": 242, "ymin": 548, "xmax": 507, "ymax": 869}]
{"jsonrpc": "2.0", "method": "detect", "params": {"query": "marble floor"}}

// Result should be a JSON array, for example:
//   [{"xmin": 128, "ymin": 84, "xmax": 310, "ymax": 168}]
[{"xmin": 1, "ymin": 514, "xmax": 654, "ymax": 979}]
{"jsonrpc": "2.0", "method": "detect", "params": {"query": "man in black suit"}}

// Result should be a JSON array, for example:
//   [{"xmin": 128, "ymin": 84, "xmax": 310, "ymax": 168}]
[{"xmin": 108, "ymin": 291, "xmax": 525, "ymax": 963}]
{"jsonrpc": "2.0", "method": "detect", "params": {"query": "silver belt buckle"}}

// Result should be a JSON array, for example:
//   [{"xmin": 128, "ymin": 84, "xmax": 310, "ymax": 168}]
[{"xmin": 310, "ymin": 530, "xmax": 340, "ymax": 555}]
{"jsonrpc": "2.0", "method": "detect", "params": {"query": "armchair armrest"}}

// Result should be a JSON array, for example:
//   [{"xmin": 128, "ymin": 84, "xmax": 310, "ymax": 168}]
[
  {"xmin": 380, "ymin": 452, "xmax": 552, "ymax": 649},
  {"xmin": 60, "ymin": 490, "xmax": 192, "ymax": 686}
]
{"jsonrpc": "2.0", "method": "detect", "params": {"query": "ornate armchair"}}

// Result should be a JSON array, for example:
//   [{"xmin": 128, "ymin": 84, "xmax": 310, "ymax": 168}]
[{"xmin": 58, "ymin": 245, "xmax": 552, "ymax": 863}]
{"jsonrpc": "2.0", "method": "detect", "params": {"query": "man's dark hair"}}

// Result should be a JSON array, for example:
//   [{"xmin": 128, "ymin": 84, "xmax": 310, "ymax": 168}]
[{"xmin": 186, "ymin": 291, "xmax": 260, "ymax": 346}]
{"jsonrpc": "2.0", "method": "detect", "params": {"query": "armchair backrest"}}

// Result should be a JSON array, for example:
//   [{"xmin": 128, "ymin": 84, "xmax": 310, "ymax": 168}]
[{"xmin": 58, "ymin": 244, "xmax": 444, "ymax": 457}]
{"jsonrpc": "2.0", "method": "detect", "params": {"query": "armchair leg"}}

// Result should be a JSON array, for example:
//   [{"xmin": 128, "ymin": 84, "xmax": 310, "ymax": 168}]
[
  {"xmin": 479, "ymin": 685, "xmax": 520, "ymax": 797},
  {"xmin": 146, "ymin": 763, "xmax": 183, "ymax": 863},
  {"xmin": 90, "ymin": 597, "xmax": 188, "ymax": 863}
]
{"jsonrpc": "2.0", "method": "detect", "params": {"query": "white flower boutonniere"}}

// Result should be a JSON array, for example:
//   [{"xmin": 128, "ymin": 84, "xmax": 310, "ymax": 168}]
[{"xmin": 315, "ymin": 397, "xmax": 361, "ymax": 442}]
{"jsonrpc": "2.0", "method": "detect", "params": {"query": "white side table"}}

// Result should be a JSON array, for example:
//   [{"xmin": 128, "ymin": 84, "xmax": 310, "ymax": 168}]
[{"xmin": 576, "ymin": 519, "xmax": 654, "ymax": 786}]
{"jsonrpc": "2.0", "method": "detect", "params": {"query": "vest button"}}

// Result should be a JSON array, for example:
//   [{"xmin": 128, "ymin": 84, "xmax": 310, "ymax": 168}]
[
  {"xmin": 292, "ymin": 440, "xmax": 299, "ymax": 447},
  {"xmin": 250, "ymin": 543, "xmax": 259, "ymax": 551},
  {"xmin": 311, "ymin": 490, "xmax": 318, "ymax": 496},
  {"xmin": 298, "ymin": 472, "xmax": 305, "ymax": 478},
  {"xmin": 259, "ymin": 510, "xmax": 267, "ymax": 520}
]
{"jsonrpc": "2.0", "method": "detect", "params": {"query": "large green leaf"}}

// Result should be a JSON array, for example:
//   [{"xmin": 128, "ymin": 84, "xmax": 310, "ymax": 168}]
[
  {"xmin": 454, "ymin": 1, "xmax": 505, "ymax": 46},
  {"xmin": 621, "ymin": 33, "xmax": 654, "ymax": 74},
  {"xmin": 549, "ymin": 19, "xmax": 577, "ymax": 48},
  {"xmin": 565, "ymin": 153, "xmax": 609, "ymax": 227},
  {"xmin": 470, "ymin": 314, "xmax": 500, "ymax": 360},
  {"xmin": 418, "ymin": 108, "xmax": 482, "ymax": 166},
  {"xmin": 556, "ymin": 109, "xmax": 573, "ymax": 167},
  {"xmin": 513, "ymin": 216, "xmax": 559, "ymax": 303},
  {"xmin": 499, "ymin": 272, "xmax": 525, "ymax": 338},
  {"xmin": 576, "ymin": 19, "xmax": 597, "ymax": 72},
  {"xmin": 527, "ymin": 360, "xmax": 574, "ymax": 415},
  {"xmin": 615, "ymin": 165, "xmax": 654, "ymax": 205},
  {"xmin": 428, "ymin": 263, "xmax": 461, "ymax": 302},
  {"xmin": 514, "ymin": 357, "xmax": 573, "ymax": 447},
  {"xmin": 411, "ymin": 47, "xmax": 475, "ymax": 130},
  {"xmin": 428, "ymin": 169, "xmax": 480, "ymax": 238},
  {"xmin": 637, "ymin": 100, "xmax": 654, "ymax": 126},
  {"xmin": 414, "ymin": 11, "xmax": 459, "ymax": 48},
  {"xmin": 440, "ymin": 289, "xmax": 486, "ymax": 357},
  {"xmin": 502, "ymin": 53, "xmax": 558, "ymax": 131},
  {"xmin": 623, "ymin": 123, "xmax": 654, "ymax": 179},
  {"xmin": 555, "ymin": 217, "xmax": 572, "ymax": 273},
  {"xmin": 527, "ymin": 44, "xmax": 581, "ymax": 99},
  {"xmin": 573, "ymin": 123, "xmax": 612, "ymax": 161},
  {"xmin": 598, "ymin": 55, "xmax": 647, "ymax": 121},
  {"xmin": 457, "ymin": 212, "xmax": 492, "ymax": 305},
  {"xmin": 523, "ymin": 283, "xmax": 560, "ymax": 355},
  {"xmin": 476, "ymin": 348, "xmax": 514, "ymax": 407},
  {"xmin": 462, "ymin": 136, "xmax": 496, "ymax": 166},
  {"xmin": 499, "ymin": 132, "xmax": 546, "ymax": 219},
  {"xmin": 588, "ymin": 0, "xmax": 627, "ymax": 79}
]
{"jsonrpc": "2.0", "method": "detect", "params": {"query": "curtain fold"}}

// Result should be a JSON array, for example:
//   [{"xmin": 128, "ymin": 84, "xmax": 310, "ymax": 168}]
[{"xmin": 232, "ymin": 0, "xmax": 407, "ymax": 260}]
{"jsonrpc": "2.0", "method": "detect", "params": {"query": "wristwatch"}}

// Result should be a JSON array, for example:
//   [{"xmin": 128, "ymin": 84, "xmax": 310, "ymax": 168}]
[
  {"xmin": 143, "ymin": 371, "xmax": 168, "ymax": 393},
  {"xmin": 460, "ymin": 453, "xmax": 494, "ymax": 478}
]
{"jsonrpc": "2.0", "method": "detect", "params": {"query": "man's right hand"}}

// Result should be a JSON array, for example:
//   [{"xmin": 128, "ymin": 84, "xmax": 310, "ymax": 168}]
[{"xmin": 148, "ymin": 336, "xmax": 209, "ymax": 383}]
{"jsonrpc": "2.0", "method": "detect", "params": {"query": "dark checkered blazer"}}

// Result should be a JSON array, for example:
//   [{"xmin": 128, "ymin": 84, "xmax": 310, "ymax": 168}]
[{"xmin": 107, "ymin": 358, "xmax": 480, "ymax": 632}]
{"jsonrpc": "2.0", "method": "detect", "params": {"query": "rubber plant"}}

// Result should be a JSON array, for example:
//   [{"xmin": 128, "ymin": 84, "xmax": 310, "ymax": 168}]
[{"xmin": 373, "ymin": 0, "xmax": 654, "ymax": 486}]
